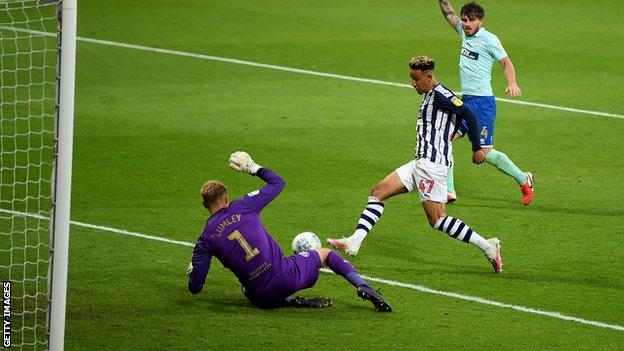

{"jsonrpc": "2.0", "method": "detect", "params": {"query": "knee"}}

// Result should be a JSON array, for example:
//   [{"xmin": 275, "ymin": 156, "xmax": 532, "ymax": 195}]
[
  {"xmin": 370, "ymin": 185, "xmax": 385, "ymax": 201},
  {"xmin": 316, "ymin": 248, "xmax": 332, "ymax": 265}
]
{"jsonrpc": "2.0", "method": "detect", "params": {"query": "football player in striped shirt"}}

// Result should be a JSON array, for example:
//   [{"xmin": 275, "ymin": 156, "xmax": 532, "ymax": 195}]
[
  {"xmin": 328, "ymin": 56, "xmax": 503, "ymax": 273},
  {"xmin": 438, "ymin": 0, "xmax": 534, "ymax": 205}
]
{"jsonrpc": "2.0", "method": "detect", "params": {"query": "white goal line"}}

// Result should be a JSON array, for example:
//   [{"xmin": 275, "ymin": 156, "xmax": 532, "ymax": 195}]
[
  {"xmin": 0, "ymin": 25, "xmax": 623, "ymax": 120},
  {"xmin": 1, "ymin": 208, "xmax": 623, "ymax": 333}
]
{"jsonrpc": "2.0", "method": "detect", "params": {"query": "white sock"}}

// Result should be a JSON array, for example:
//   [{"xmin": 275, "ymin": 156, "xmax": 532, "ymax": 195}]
[
  {"xmin": 349, "ymin": 196, "xmax": 384, "ymax": 246},
  {"xmin": 433, "ymin": 216, "xmax": 491, "ymax": 252}
]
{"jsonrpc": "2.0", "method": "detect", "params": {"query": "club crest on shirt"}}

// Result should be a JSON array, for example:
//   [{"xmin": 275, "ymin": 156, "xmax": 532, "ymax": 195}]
[{"xmin": 461, "ymin": 47, "xmax": 479, "ymax": 60}]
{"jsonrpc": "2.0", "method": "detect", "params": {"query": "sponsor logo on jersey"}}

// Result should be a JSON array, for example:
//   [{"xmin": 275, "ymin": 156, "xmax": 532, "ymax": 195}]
[
  {"xmin": 452, "ymin": 97, "xmax": 463, "ymax": 107},
  {"xmin": 461, "ymin": 47, "xmax": 479, "ymax": 60},
  {"xmin": 246, "ymin": 190, "xmax": 260, "ymax": 197},
  {"xmin": 298, "ymin": 251, "xmax": 310, "ymax": 257}
]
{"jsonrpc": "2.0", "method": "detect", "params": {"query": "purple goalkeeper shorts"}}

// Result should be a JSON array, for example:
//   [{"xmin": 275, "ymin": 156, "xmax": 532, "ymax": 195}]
[{"xmin": 243, "ymin": 250, "xmax": 321, "ymax": 309}]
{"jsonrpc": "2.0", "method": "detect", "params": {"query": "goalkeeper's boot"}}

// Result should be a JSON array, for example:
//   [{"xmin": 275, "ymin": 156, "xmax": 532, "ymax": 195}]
[
  {"xmin": 447, "ymin": 191, "xmax": 457, "ymax": 203},
  {"xmin": 357, "ymin": 286, "xmax": 392, "ymax": 312},
  {"xmin": 287, "ymin": 296, "xmax": 332, "ymax": 308},
  {"xmin": 326, "ymin": 237, "xmax": 360, "ymax": 256},
  {"xmin": 485, "ymin": 238, "xmax": 503, "ymax": 273},
  {"xmin": 520, "ymin": 172, "xmax": 534, "ymax": 206}
]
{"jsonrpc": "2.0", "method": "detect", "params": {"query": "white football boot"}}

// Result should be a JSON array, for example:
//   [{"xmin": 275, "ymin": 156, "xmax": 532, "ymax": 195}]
[
  {"xmin": 485, "ymin": 238, "xmax": 503, "ymax": 273},
  {"xmin": 326, "ymin": 237, "xmax": 360, "ymax": 256}
]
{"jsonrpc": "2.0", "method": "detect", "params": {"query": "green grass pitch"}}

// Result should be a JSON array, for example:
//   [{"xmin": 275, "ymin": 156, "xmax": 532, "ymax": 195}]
[{"xmin": 18, "ymin": 0, "xmax": 624, "ymax": 349}]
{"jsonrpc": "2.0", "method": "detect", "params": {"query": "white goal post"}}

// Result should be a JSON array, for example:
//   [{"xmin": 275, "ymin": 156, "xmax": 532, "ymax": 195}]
[
  {"xmin": 0, "ymin": 0, "xmax": 77, "ymax": 350},
  {"xmin": 49, "ymin": 1, "xmax": 77, "ymax": 350}
]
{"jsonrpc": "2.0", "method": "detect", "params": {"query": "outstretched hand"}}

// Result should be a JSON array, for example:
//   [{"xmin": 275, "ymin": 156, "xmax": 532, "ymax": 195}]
[{"xmin": 229, "ymin": 151, "xmax": 261, "ymax": 174}]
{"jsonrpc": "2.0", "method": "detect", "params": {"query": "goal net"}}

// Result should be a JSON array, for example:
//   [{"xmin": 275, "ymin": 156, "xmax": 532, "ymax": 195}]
[{"xmin": 0, "ymin": 0, "xmax": 76, "ymax": 350}]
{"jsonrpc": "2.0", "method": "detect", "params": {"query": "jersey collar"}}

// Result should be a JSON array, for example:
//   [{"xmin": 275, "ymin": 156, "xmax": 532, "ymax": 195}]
[{"xmin": 467, "ymin": 27, "xmax": 485, "ymax": 39}]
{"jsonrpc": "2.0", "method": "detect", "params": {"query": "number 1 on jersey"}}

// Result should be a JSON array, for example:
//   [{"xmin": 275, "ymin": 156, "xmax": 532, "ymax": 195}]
[{"xmin": 228, "ymin": 230, "xmax": 260, "ymax": 261}]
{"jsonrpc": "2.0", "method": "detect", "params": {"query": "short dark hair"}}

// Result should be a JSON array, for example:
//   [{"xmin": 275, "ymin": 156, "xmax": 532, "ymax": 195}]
[
  {"xmin": 409, "ymin": 56, "xmax": 435, "ymax": 72},
  {"xmin": 460, "ymin": 1, "xmax": 484, "ymax": 20}
]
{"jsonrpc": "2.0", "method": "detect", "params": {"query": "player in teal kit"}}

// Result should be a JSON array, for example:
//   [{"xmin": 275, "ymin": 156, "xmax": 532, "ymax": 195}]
[
  {"xmin": 187, "ymin": 151, "xmax": 391, "ymax": 311},
  {"xmin": 437, "ymin": 0, "xmax": 534, "ymax": 205}
]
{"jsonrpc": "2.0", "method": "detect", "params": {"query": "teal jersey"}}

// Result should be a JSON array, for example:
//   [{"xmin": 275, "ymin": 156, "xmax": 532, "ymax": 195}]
[{"xmin": 456, "ymin": 22, "xmax": 507, "ymax": 96}]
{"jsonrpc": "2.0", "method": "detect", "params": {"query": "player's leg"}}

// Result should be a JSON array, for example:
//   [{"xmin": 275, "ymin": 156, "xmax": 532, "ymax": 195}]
[
  {"xmin": 422, "ymin": 201, "xmax": 502, "ymax": 273},
  {"xmin": 241, "ymin": 287, "xmax": 288, "ymax": 309},
  {"xmin": 316, "ymin": 248, "xmax": 392, "ymax": 312},
  {"xmin": 485, "ymin": 148, "xmax": 534, "ymax": 205},
  {"xmin": 316, "ymin": 248, "xmax": 370, "ymax": 288},
  {"xmin": 279, "ymin": 251, "xmax": 332, "ymax": 308},
  {"xmin": 280, "ymin": 249, "xmax": 391, "ymax": 311},
  {"xmin": 327, "ymin": 166, "xmax": 409, "ymax": 255},
  {"xmin": 352, "ymin": 171, "xmax": 409, "ymax": 243},
  {"xmin": 415, "ymin": 158, "xmax": 502, "ymax": 273},
  {"xmin": 476, "ymin": 96, "xmax": 534, "ymax": 205},
  {"xmin": 446, "ymin": 162, "xmax": 457, "ymax": 202},
  {"xmin": 447, "ymin": 125, "xmax": 464, "ymax": 202}
]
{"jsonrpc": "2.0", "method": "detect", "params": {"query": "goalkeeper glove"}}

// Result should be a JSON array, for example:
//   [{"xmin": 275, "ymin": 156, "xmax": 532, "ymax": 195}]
[{"xmin": 228, "ymin": 151, "xmax": 262, "ymax": 175}]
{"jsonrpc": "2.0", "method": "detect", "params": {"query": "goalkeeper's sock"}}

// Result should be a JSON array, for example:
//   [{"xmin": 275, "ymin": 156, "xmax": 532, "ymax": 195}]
[
  {"xmin": 434, "ymin": 216, "xmax": 490, "ymax": 252},
  {"xmin": 349, "ymin": 196, "xmax": 385, "ymax": 246},
  {"xmin": 447, "ymin": 161, "xmax": 456, "ymax": 193},
  {"xmin": 326, "ymin": 251, "xmax": 371, "ymax": 289},
  {"xmin": 485, "ymin": 149, "xmax": 527, "ymax": 185}
]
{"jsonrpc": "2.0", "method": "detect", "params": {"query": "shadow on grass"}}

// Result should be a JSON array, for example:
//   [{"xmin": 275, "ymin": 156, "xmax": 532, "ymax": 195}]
[
  {"xmin": 171, "ymin": 285, "xmax": 389, "ymax": 315},
  {"xmin": 378, "ymin": 253, "xmax": 624, "ymax": 293},
  {"xmin": 460, "ymin": 195, "xmax": 624, "ymax": 217}
]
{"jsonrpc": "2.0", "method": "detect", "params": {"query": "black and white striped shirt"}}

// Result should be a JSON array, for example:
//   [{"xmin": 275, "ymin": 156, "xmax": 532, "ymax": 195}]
[{"xmin": 415, "ymin": 84, "xmax": 481, "ymax": 166}]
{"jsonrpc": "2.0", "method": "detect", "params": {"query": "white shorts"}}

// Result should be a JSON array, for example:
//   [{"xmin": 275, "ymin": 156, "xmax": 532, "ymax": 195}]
[{"xmin": 396, "ymin": 158, "xmax": 449, "ymax": 203}]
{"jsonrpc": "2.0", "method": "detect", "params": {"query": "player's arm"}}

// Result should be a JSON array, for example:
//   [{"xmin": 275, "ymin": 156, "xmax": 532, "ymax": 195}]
[
  {"xmin": 499, "ymin": 57, "xmax": 522, "ymax": 97},
  {"xmin": 457, "ymin": 106, "xmax": 485, "ymax": 161},
  {"xmin": 187, "ymin": 237, "xmax": 212, "ymax": 294},
  {"xmin": 457, "ymin": 106, "xmax": 486, "ymax": 164},
  {"xmin": 229, "ymin": 151, "xmax": 286, "ymax": 212},
  {"xmin": 437, "ymin": 0, "xmax": 460, "ymax": 32},
  {"xmin": 488, "ymin": 35, "xmax": 521, "ymax": 97},
  {"xmin": 433, "ymin": 92, "xmax": 485, "ymax": 164}
]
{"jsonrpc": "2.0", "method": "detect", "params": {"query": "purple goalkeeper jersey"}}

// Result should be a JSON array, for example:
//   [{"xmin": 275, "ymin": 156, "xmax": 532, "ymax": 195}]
[{"xmin": 188, "ymin": 168, "xmax": 288, "ymax": 294}]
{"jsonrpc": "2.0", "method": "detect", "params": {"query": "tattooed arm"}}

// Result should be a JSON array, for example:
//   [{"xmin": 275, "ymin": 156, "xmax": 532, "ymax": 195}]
[{"xmin": 438, "ymin": 0, "xmax": 460, "ymax": 32}]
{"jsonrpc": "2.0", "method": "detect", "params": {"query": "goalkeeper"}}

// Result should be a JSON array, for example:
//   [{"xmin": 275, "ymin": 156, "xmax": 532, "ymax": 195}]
[{"xmin": 187, "ymin": 151, "xmax": 391, "ymax": 312}]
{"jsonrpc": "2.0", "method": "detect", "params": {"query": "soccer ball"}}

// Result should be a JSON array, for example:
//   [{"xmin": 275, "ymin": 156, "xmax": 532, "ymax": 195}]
[{"xmin": 291, "ymin": 232, "xmax": 322, "ymax": 253}]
